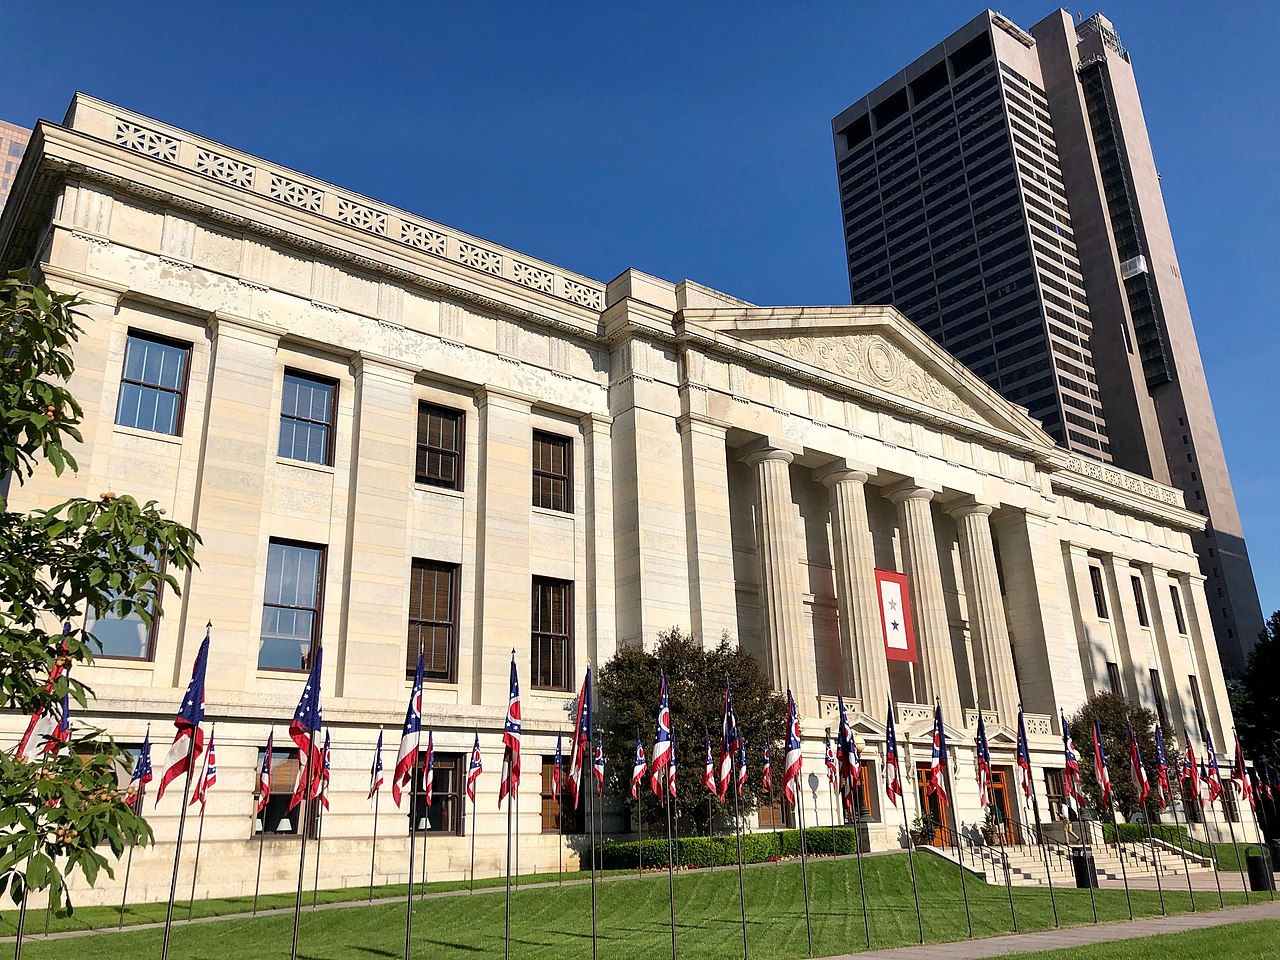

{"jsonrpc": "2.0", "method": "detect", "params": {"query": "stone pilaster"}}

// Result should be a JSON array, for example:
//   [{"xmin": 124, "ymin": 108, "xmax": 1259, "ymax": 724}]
[
  {"xmin": 886, "ymin": 484, "xmax": 961, "ymax": 719},
  {"xmin": 949, "ymin": 502, "xmax": 1019, "ymax": 723},
  {"xmin": 1063, "ymin": 543, "xmax": 1115, "ymax": 699},
  {"xmin": 1144, "ymin": 564, "xmax": 1191, "ymax": 733},
  {"xmin": 817, "ymin": 465, "xmax": 888, "ymax": 715},
  {"xmin": 679, "ymin": 413, "xmax": 738, "ymax": 644},
  {"xmin": 741, "ymin": 443, "xmax": 814, "ymax": 706},
  {"xmin": 581, "ymin": 413, "xmax": 616, "ymax": 670}
]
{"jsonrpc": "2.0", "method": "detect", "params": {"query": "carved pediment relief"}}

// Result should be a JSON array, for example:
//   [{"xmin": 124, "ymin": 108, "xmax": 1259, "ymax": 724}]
[{"xmin": 755, "ymin": 332, "xmax": 977, "ymax": 422}]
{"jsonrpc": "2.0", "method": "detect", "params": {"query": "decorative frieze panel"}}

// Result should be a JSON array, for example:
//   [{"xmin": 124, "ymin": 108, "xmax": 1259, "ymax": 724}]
[
  {"xmin": 115, "ymin": 121, "xmax": 179, "ymax": 163},
  {"xmin": 513, "ymin": 260, "xmax": 554, "ymax": 294},
  {"xmin": 458, "ymin": 242, "xmax": 502, "ymax": 276},
  {"xmin": 399, "ymin": 221, "xmax": 447, "ymax": 256},
  {"xmin": 1063, "ymin": 455, "xmax": 1180, "ymax": 506},
  {"xmin": 194, "ymin": 149, "xmax": 256, "ymax": 189},
  {"xmin": 563, "ymin": 278, "xmax": 603, "ymax": 310},
  {"xmin": 336, "ymin": 199, "xmax": 386, "ymax": 236},
  {"xmin": 268, "ymin": 175, "xmax": 324, "ymax": 213}
]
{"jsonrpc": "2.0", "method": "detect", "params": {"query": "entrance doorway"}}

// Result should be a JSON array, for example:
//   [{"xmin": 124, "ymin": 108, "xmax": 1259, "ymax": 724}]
[
  {"xmin": 989, "ymin": 767, "xmax": 1017, "ymax": 845},
  {"xmin": 915, "ymin": 762, "xmax": 954, "ymax": 846}
]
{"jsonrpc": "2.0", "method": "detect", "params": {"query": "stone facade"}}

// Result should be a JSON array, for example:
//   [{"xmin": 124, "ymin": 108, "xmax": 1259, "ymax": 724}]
[{"xmin": 0, "ymin": 96, "xmax": 1245, "ymax": 906}]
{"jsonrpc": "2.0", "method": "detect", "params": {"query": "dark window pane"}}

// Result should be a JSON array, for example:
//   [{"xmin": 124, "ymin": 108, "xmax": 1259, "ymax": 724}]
[
  {"xmin": 117, "ymin": 334, "xmax": 189, "ymax": 435},
  {"xmin": 416, "ymin": 404, "xmax": 463, "ymax": 489},
  {"xmin": 260, "ymin": 540, "xmax": 325, "ymax": 671},
  {"xmin": 87, "ymin": 546, "xmax": 163, "ymax": 660},
  {"xmin": 532, "ymin": 433, "xmax": 571, "ymax": 512},
  {"xmin": 407, "ymin": 559, "xmax": 458, "ymax": 682},
  {"xmin": 278, "ymin": 372, "xmax": 334, "ymax": 465},
  {"xmin": 531, "ymin": 577, "xmax": 571, "ymax": 690}
]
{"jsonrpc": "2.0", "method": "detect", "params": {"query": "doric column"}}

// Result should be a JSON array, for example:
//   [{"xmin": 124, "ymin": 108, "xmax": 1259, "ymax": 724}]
[
  {"xmin": 741, "ymin": 443, "xmax": 814, "ymax": 706},
  {"xmin": 949, "ymin": 502, "xmax": 1019, "ymax": 723},
  {"xmin": 817, "ymin": 465, "xmax": 889, "ymax": 715},
  {"xmin": 887, "ymin": 484, "xmax": 961, "ymax": 719},
  {"xmin": 679, "ymin": 413, "xmax": 738, "ymax": 644}
]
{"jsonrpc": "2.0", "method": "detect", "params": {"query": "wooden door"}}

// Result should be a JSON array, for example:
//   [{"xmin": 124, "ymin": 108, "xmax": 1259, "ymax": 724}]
[
  {"xmin": 990, "ymin": 768, "xmax": 1017, "ymax": 845},
  {"xmin": 915, "ymin": 762, "xmax": 952, "ymax": 846}
]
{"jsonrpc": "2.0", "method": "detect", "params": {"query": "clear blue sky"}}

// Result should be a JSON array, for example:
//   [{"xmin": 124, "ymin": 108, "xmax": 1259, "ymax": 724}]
[{"xmin": 3, "ymin": 2, "xmax": 1276, "ymax": 616}]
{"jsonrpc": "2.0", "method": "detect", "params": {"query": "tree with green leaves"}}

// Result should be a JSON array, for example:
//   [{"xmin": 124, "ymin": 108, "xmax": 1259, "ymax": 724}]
[
  {"xmin": 1067, "ymin": 691, "xmax": 1179, "ymax": 821},
  {"xmin": 1236, "ymin": 611, "xmax": 1280, "ymax": 770},
  {"xmin": 595, "ymin": 628, "xmax": 786, "ymax": 830},
  {"xmin": 0, "ymin": 270, "xmax": 200, "ymax": 916}
]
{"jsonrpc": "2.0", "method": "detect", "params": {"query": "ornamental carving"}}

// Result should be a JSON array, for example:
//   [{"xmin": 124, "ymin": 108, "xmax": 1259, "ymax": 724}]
[
  {"xmin": 1063, "ymin": 455, "xmax": 1179, "ymax": 506},
  {"xmin": 757, "ymin": 333, "xmax": 976, "ymax": 421}
]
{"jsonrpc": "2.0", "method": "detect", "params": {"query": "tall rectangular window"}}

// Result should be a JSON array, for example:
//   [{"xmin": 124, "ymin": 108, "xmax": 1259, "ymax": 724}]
[
  {"xmin": 407, "ymin": 559, "xmax": 458, "ymax": 682},
  {"xmin": 409, "ymin": 754, "xmax": 464, "ymax": 835},
  {"xmin": 1044, "ymin": 769, "xmax": 1066, "ymax": 821},
  {"xmin": 1130, "ymin": 575, "xmax": 1149, "ymax": 627},
  {"xmin": 540, "ymin": 757, "xmax": 582, "ymax": 833},
  {"xmin": 1188, "ymin": 675, "xmax": 1208, "ymax": 743},
  {"xmin": 116, "ymin": 332, "xmax": 190, "ymax": 435},
  {"xmin": 1106, "ymin": 661, "xmax": 1123, "ymax": 695},
  {"xmin": 1149, "ymin": 669, "xmax": 1169, "ymax": 726},
  {"xmin": 254, "ymin": 747, "xmax": 302, "ymax": 836},
  {"xmin": 278, "ymin": 371, "xmax": 336, "ymax": 466},
  {"xmin": 1088, "ymin": 566, "xmax": 1108, "ymax": 619},
  {"xmin": 532, "ymin": 432, "xmax": 572, "ymax": 512},
  {"xmin": 259, "ymin": 540, "xmax": 326, "ymax": 671},
  {"xmin": 531, "ymin": 577, "xmax": 572, "ymax": 691},
  {"xmin": 87, "ymin": 548, "xmax": 163, "ymax": 660},
  {"xmin": 416, "ymin": 403, "xmax": 464, "ymax": 490},
  {"xmin": 1169, "ymin": 584, "xmax": 1188, "ymax": 634}
]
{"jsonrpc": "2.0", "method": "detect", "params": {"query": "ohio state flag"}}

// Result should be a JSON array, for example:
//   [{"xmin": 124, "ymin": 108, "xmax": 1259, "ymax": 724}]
[{"xmin": 874, "ymin": 570, "xmax": 917, "ymax": 663}]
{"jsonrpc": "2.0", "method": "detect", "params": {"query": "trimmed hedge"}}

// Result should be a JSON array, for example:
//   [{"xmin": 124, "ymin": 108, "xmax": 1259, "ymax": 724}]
[{"xmin": 594, "ymin": 826, "xmax": 866, "ymax": 870}]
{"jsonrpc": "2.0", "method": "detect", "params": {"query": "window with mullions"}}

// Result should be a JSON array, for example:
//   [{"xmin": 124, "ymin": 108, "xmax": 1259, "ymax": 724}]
[
  {"xmin": 1106, "ymin": 661, "xmax": 1124, "ymax": 696},
  {"xmin": 531, "ymin": 577, "xmax": 572, "ymax": 691},
  {"xmin": 407, "ymin": 559, "xmax": 458, "ymax": 682},
  {"xmin": 540, "ymin": 757, "xmax": 585, "ymax": 833},
  {"xmin": 1044, "ymin": 768, "xmax": 1067, "ymax": 821},
  {"xmin": 408, "ymin": 753, "xmax": 464, "ymax": 835},
  {"xmin": 278, "ymin": 371, "xmax": 336, "ymax": 466},
  {"xmin": 1169, "ymin": 584, "xmax": 1188, "ymax": 634},
  {"xmin": 116, "ymin": 332, "xmax": 190, "ymax": 435},
  {"xmin": 87, "ymin": 547, "xmax": 164, "ymax": 660},
  {"xmin": 252, "ymin": 747, "xmax": 321, "ymax": 837},
  {"xmin": 1088, "ymin": 566, "xmax": 1109, "ymax": 619},
  {"xmin": 416, "ymin": 403, "xmax": 463, "ymax": 490},
  {"xmin": 259, "ymin": 540, "xmax": 326, "ymax": 671},
  {"xmin": 1131, "ymin": 575, "xmax": 1150, "ymax": 627},
  {"xmin": 532, "ymin": 432, "xmax": 571, "ymax": 512}
]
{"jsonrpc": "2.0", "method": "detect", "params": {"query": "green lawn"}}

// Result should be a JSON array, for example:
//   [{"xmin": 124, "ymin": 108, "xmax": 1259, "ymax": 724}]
[
  {"xmin": 0, "ymin": 853, "xmax": 1253, "ymax": 960},
  {"xmin": 1007, "ymin": 918, "xmax": 1280, "ymax": 958}
]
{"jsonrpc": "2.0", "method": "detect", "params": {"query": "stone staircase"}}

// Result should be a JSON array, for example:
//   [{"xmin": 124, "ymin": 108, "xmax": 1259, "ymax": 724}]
[{"xmin": 930, "ymin": 839, "xmax": 1216, "ymax": 887}]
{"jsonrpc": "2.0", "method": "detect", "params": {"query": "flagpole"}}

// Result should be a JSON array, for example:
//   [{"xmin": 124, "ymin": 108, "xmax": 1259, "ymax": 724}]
[
  {"xmin": 502, "ymin": 789, "xmax": 512, "ymax": 960},
  {"xmin": 731, "ymin": 765, "xmax": 749, "ymax": 960},
  {"xmin": 663, "ymin": 770, "xmax": 677, "ymax": 960},
  {"xmin": 185, "ymin": 789, "xmax": 209, "ymax": 921},
  {"xmin": 826, "ymin": 767, "xmax": 836, "ymax": 856},
  {"xmin": 849, "ymin": 773, "xmax": 870, "ymax": 951},
  {"xmin": 370, "ymin": 783, "xmax": 381, "ymax": 903},
  {"xmin": 159, "ymin": 730, "xmax": 198, "ymax": 960},
  {"xmin": 1220, "ymin": 779, "xmax": 1250, "ymax": 901},
  {"xmin": 588, "ymin": 769, "xmax": 599, "ymax": 960},
  {"xmin": 253, "ymin": 803, "xmax": 268, "ymax": 915},
  {"xmin": 289, "ymin": 726, "xmax": 316, "ymax": 960},
  {"xmin": 1025, "ymin": 776, "xmax": 1058, "ymax": 928},
  {"xmin": 1248, "ymin": 776, "xmax": 1274, "ymax": 902},
  {"xmin": 469, "ymin": 789, "xmax": 477, "ymax": 894},
  {"xmin": 14, "ymin": 750, "xmax": 55, "ymax": 960},
  {"xmin": 1165, "ymin": 782, "xmax": 1196, "ymax": 912},
  {"xmin": 993, "ymin": 794, "xmax": 1017, "ymax": 932},
  {"xmin": 118, "ymin": 779, "xmax": 146, "ymax": 929},
  {"xmin": 938, "ymin": 706, "xmax": 972, "ymax": 939},
  {"xmin": 406, "ymin": 748, "xmax": 419, "ymax": 960},
  {"xmin": 1106, "ymin": 792, "xmax": 1133, "ymax": 920},
  {"xmin": 901, "ymin": 782, "xmax": 924, "ymax": 945},
  {"xmin": 795, "ymin": 780, "xmax": 813, "ymax": 958},
  {"xmin": 311, "ymin": 799, "xmax": 325, "ymax": 908}
]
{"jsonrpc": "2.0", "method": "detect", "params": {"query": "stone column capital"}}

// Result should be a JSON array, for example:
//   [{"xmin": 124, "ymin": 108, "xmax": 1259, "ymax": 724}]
[
  {"xmin": 814, "ymin": 459, "xmax": 877, "ymax": 488},
  {"xmin": 350, "ymin": 350, "xmax": 420, "ymax": 381},
  {"xmin": 883, "ymin": 480, "xmax": 939, "ymax": 505},
  {"xmin": 946, "ymin": 498, "xmax": 996, "ymax": 521},
  {"xmin": 739, "ymin": 439, "xmax": 796, "ymax": 468},
  {"xmin": 208, "ymin": 310, "xmax": 285, "ymax": 347},
  {"xmin": 478, "ymin": 384, "xmax": 536, "ymax": 413},
  {"xmin": 676, "ymin": 411, "xmax": 729, "ymax": 438}
]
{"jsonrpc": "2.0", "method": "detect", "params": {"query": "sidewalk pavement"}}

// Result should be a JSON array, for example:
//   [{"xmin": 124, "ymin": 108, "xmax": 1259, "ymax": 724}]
[{"xmin": 823, "ymin": 899, "xmax": 1280, "ymax": 959}]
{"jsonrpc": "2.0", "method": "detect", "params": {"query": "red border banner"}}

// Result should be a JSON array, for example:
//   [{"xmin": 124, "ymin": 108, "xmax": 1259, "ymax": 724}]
[{"xmin": 874, "ymin": 569, "xmax": 917, "ymax": 663}]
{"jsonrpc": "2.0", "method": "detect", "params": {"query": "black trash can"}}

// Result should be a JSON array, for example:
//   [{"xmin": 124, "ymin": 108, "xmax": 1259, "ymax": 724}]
[
  {"xmin": 1247, "ymin": 850, "xmax": 1275, "ymax": 892},
  {"xmin": 1071, "ymin": 847, "xmax": 1098, "ymax": 888},
  {"xmin": 1270, "ymin": 841, "xmax": 1280, "ymax": 874}
]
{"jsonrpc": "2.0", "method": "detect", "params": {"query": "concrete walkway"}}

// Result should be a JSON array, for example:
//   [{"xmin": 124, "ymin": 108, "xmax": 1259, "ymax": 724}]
[{"xmin": 824, "ymin": 900, "xmax": 1280, "ymax": 959}]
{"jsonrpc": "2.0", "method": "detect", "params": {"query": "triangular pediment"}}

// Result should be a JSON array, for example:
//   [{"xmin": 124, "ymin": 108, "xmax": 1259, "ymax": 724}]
[{"xmin": 679, "ymin": 304, "xmax": 1053, "ymax": 447}]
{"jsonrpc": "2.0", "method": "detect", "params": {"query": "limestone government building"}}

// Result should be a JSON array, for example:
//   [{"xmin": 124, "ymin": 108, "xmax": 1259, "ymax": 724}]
[{"xmin": 0, "ymin": 94, "xmax": 1242, "ymax": 905}]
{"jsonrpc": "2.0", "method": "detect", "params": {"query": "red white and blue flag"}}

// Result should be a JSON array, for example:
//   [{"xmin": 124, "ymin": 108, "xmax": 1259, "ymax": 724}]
[
  {"xmin": 735, "ymin": 737, "xmax": 748, "ymax": 793},
  {"xmin": 1015, "ymin": 708, "xmax": 1033, "ymax": 801},
  {"xmin": 258, "ymin": 730, "xmax": 274, "ymax": 815},
  {"xmin": 1153, "ymin": 725, "xmax": 1171, "ymax": 809},
  {"xmin": 650, "ymin": 673, "xmax": 673, "ymax": 798},
  {"xmin": 15, "ymin": 624, "xmax": 73, "ymax": 761},
  {"xmin": 552, "ymin": 731, "xmax": 563, "ymax": 797},
  {"xmin": 824, "ymin": 735, "xmax": 837, "ymax": 788},
  {"xmin": 127, "ymin": 726, "xmax": 154, "ymax": 806},
  {"xmin": 568, "ymin": 667, "xmax": 592, "ymax": 809},
  {"xmin": 288, "ymin": 643, "xmax": 325, "ymax": 811},
  {"xmin": 975, "ymin": 710, "xmax": 992, "ymax": 809},
  {"xmin": 927, "ymin": 704, "xmax": 948, "ymax": 805},
  {"xmin": 157, "ymin": 629, "xmax": 211, "ymax": 803},
  {"xmin": 393, "ymin": 653, "xmax": 424, "ymax": 807},
  {"xmin": 668, "ymin": 736, "xmax": 677, "ymax": 800},
  {"xmin": 1092, "ymin": 719, "xmax": 1111, "ymax": 808},
  {"xmin": 191, "ymin": 726, "xmax": 217, "ymax": 809},
  {"xmin": 1061, "ymin": 712, "xmax": 1084, "ymax": 815},
  {"xmin": 317, "ymin": 730, "xmax": 332, "ymax": 811},
  {"xmin": 761, "ymin": 743, "xmax": 772, "ymax": 793},
  {"xmin": 837, "ymin": 694, "xmax": 860, "ymax": 806},
  {"xmin": 718, "ymin": 685, "xmax": 741, "ymax": 801},
  {"xmin": 631, "ymin": 738, "xmax": 647, "ymax": 799},
  {"xmin": 1127, "ymin": 722, "xmax": 1149, "ymax": 808},
  {"xmin": 1204, "ymin": 731, "xmax": 1223, "ymax": 803},
  {"xmin": 703, "ymin": 735, "xmax": 716, "ymax": 796},
  {"xmin": 783, "ymin": 689, "xmax": 803, "ymax": 805},
  {"xmin": 884, "ymin": 698, "xmax": 902, "ymax": 807},
  {"xmin": 422, "ymin": 730, "xmax": 435, "ymax": 809},
  {"xmin": 593, "ymin": 734, "xmax": 605, "ymax": 797},
  {"xmin": 467, "ymin": 733, "xmax": 483, "ymax": 804},
  {"xmin": 368, "ymin": 729, "xmax": 384, "ymax": 801},
  {"xmin": 500, "ymin": 655, "xmax": 522, "ymax": 808},
  {"xmin": 1232, "ymin": 734, "xmax": 1253, "ymax": 809},
  {"xmin": 1182, "ymin": 732, "xmax": 1202, "ymax": 807}
]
